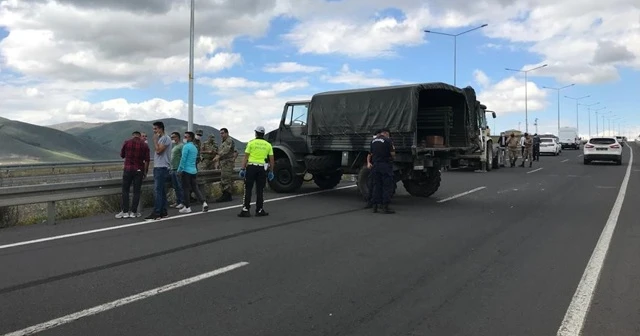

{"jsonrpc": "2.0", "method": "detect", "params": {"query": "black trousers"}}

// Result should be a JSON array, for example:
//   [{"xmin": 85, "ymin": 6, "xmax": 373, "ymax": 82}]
[
  {"xmin": 533, "ymin": 144, "xmax": 540, "ymax": 160},
  {"xmin": 371, "ymin": 162, "xmax": 394, "ymax": 205},
  {"xmin": 121, "ymin": 170, "xmax": 143, "ymax": 213},
  {"xmin": 181, "ymin": 172, "xmax": 205, "ymax": 208},
  {"xmin": 243, "ymin": 165, "xmax": 267, "ymax": 211}
]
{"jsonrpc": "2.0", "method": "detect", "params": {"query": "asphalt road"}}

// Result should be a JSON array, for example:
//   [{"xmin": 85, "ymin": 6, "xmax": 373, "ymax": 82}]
[{"xmin": 0, "ymin": 144, "xmax": 638, "ymax": 336}]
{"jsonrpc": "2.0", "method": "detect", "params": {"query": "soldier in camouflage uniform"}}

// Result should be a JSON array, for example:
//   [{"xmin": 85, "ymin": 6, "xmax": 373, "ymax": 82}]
[
  {"xmin": 213, "ymin": 127, "xmax": 235, "ymax": 202},
  {"xmin": 194, "ymin": 129, "xmax": 203, "ymax": 166},
  {"xmin": 200, "ymin": 133, "xmax": 219, "ymax": 170}
]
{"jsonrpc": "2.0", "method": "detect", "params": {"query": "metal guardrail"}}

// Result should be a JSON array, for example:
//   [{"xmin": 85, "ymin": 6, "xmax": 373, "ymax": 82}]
[
  {"xmin": 0, "ymin": 169, "xmax": 234, "ymax": 225},
  {"xmin": 0, "ymin": 159, "xmax": 126, "ymax": 170}
]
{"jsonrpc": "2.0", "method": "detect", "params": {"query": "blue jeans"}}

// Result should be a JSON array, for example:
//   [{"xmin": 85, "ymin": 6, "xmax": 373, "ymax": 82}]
[
  {"xmin": 169, "ymin": 171, "xmax": 184, "ymax": 205},
  {"xmin": 153, "ymin": 167, "xmax": 170, "ymax": 215}
]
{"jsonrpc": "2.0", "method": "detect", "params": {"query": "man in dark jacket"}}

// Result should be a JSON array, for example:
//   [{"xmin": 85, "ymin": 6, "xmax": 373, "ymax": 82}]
[{"xmin": 533, "ymin": 133, "xmax": 541, "ymax": 161}]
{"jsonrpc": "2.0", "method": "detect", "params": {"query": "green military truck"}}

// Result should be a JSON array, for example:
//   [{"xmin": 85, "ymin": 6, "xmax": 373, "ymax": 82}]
[{"xmin": 264, "ymin": 82, "xmax": 496, "ymax": 199}]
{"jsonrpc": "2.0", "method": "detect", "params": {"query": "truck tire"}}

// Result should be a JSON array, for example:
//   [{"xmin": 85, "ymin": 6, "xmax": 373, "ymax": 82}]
[
  {"xmin": 313, "ymin": 171, "xmax": 342, "ymax": 190},
  {"xmin": 268, "ymin": 158, "xmax": 303, "ymax": 193},
  {"xmin": 486, "ymin": 144, "xmax": 493, "ymax": 171},
  {"xmin": 304, "ymin": 155, "xmax": 340, "ymax": 172},
  {"xmin": 402, "ymin": 168, "xmax": 441, "ymax": 197},
  {"xmin": 357, "ymin": 167, "xmax": 371, "ymax": 200}
]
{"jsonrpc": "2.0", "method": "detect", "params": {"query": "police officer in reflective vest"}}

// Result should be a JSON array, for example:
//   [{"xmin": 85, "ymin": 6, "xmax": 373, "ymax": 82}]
[
  {"xmin": 238, "ymin": 126, "xmax": 275, "ymax": 217},
  {"xmin": 369, "ymin": 128, "xmax": 395, "ymax": 214}
]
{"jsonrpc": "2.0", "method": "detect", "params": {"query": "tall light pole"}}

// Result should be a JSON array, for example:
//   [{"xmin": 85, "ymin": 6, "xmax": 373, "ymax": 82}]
[
  {"xmin": 600, "ymin": 111, "xmax": 612, "ymax": 135},
  {"xmin": 534, "ymin": 118, "xmax": 539, "ymax": 134},
  {"xmin": 578, "ymin": 102, "xmax": 599, "ymax": 138},
  {"xmin": 592, "ymin": 107, "xmax": 606, "ymax": 135},
  {"xmin": 424, "ymin": 24, "xmax": 488, "ymax": 86},
  {"xmin": 543, "ymin": 83, "xmax": 575, "ymax": 136},
  {"xmin": 187, "ymin": 0, "xmax": 195, "ymax": 132},
  {"xmin": 606, "ymin": 115, "xmax": 618, "ymax": 136},
  {"xmin": 506, "ymin": 64, "xmax": 548, "ymax": 133},
  {"xmin": 564, "ymin": 95, "xmax": 590, "ymax": 135}
]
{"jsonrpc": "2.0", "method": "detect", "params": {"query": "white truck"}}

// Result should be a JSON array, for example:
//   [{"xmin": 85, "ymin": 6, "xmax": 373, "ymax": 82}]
[{"xmin": 558, "ymin": 127, "xmax": 581, "ymax": 150}]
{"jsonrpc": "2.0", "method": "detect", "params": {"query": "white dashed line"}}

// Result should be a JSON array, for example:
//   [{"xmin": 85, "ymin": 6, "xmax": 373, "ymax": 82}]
[
  {"xmin": 557, "ymin": 145, "xmax": 634, "ymax": 335},
  {"xmin": 1, "ymin": 262, "xmax": 249, "ymax": 336},
  {"xmin": 437, "ymin": 186, "xmax": 486, "ymax": 203},
  {"xmin": 527, "ymin": 168, "xmax": 543, "ymax": 174},
  {"xmin": 562, "ymin": 159, "xmax": 569, "ymax": 162}
]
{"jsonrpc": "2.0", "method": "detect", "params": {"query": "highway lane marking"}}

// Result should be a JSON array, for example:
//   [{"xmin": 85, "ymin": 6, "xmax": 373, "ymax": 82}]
[
  {"xmin": 0, "ymin": 185, "xmax": 358, "ymax": 251},
  {"xmin": 1, "ymin": 261, "xmax": 249, "ymax": 336},
  {"xmin": 437, "ymin": 186, "xmax": 486, "ymax": 203},
  {"xmin": 527, "ymin": 168, "xmax": 543, "ymax": 174},
  {"xmin": 557, "ymin": 144, "xmax": 634, "ymax": 336},
  {"xmin": 561, "ymin": 159, "xmax": 569, "ymax": 162},
  {"xmin": 578, "ymin": 154, "xmax": 584, "ymax": 157}
]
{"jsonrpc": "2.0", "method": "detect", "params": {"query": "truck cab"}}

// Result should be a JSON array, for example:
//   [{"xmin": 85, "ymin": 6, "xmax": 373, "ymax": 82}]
[{"xmin": 264, "ymin": 100, "xmax": 311, "ymax": 193}]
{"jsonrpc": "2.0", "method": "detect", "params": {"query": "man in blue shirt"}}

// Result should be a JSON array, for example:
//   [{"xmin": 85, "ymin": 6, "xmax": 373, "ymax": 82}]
[
  {"xmin": 177, "ymin": 131, "xmax": 209, "ymax": 213},
  {"xmin": 369, "ymin": 128, "xmax": 395, "ymax": 214}
]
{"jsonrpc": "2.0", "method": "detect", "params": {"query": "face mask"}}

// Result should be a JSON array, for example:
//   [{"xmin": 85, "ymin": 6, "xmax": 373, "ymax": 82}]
[
  {"xmin": 196, "ymin": 135, "xmax": 201, "ymax": 140},
  {"xmin": 183, "ymin": 139, "xmax": 187, "ymax": 143}
]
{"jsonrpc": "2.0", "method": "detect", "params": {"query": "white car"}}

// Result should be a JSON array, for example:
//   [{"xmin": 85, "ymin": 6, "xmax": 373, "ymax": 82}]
[
  {"xmin": 583, "ymin": 137, "xmax": 622, "ymax": 165},
  {"xmin": 539, "ymin": 137, "xmax": 561, "ymax": 155}
]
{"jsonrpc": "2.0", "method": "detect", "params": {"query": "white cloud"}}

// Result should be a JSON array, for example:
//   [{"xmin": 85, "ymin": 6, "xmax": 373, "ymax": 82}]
[
  {"xmin": 321, "ymin": 64, "xmax": 405, "ymax": 87},
  {"xmin": 473, "ymin": 69, "xmax": 548, "ymax": 115},
  {"xmin": 263, "ymin": 62, "xmax": 324, "ymax": 73}
]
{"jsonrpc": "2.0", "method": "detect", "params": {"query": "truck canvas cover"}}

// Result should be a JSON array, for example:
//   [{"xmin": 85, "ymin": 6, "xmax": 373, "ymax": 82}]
[{"xmin": 307, "ymin": 82, "xmax": 477, "ymax": 137}]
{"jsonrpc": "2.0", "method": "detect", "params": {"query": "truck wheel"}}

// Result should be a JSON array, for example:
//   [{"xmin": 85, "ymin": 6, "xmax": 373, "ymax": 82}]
[
  {"xmin": 268, "ymin": 158, "xmax": 303, "ymax": 193},
  {"xmin": 357, "ymin": 167, "xmax": 397, "ymax": 201},
  {"xmin": 304, "ymin": 155, "xmax": 340, "ymax": 172},
  {"xmin": 357, "ymin": 166, "xmax": 371, "ymax": 201},
  {"xmin": 486, "ymin": 144, "xmax": 493, "ymax": 171},
  {"xmin": 402, "ymin": 168, "xmax": 441, "ymax": 197},
  {"xmin": 313, "ymin": 171, "xmax": 342, "ymax": 190}
]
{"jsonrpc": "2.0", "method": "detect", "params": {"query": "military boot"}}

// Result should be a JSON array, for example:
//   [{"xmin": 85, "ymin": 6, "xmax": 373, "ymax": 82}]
[
  {"xmin": 380, "ymin": 204, "xmax": 395, "ymax": 214},
  {"xmin": 215, "ymin": 191, "xmax": 232, "ymax": 203}
]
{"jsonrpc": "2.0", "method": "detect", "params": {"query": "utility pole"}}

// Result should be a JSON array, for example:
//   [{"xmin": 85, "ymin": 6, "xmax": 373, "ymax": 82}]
[
  {"xmin": 424, "ymin": 24, "xmax": 488, "ymax": 86},
  {"xmin": 187, "ymin": 0, "xmax": 195, "ymax": 132},
  {"xmin": 564, "ymin": 95, "xmax": 590, "ymax": 135},
  {"xmin": 543, "ymin": 84, "xmax": 575, "ymax": 136},
  {"xmin": 506, "ymin": 64, "xmax": 548, "ymax": 133},
  {"xmin": 534, "ymin": 118, "xmax": 539, "ymax": 134}
]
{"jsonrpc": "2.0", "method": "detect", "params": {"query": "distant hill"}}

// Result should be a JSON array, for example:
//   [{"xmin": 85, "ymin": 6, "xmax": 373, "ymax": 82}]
[
  {"xmin": 0, "ymin": 117, "xmax": 117, "ymax": 164},
  {"xmin": 73, "ymin": 118, "xmax": 246, "ymax": 154},
  {"xmin": 49, "ymin": 121, "xmax": 105, "ymax": 135}
]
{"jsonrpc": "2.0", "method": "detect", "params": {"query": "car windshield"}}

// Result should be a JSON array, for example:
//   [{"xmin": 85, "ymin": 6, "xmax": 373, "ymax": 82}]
[
  {"xmin": 590, "ymin": 138, "xmax": 616, "ymax": 145},
  {"xmin": 541, "ymin": 139, "xmax": 553, "ymax": 142}
]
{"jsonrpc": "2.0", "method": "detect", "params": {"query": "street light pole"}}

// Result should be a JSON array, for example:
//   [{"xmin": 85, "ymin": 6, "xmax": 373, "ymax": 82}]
[
  {"xmin": 505, "ymin": 64, "xmax": 548, "ymax": 133},
  {"xmin": 187, "ymin": 0, "xmax": 195, "ymax": 132},
  {"xmin": 592, "ymin": 107, "xmax": 606, "ymax": 135},
  {"xmin": 564, "ymin": 95, "xmax": 589, "ymax": 135},
  {"xmin": 579, "ymin": 102, "xmax": 599, "ymax": 138},
  {"xmin": 424, "ymin": 24, "xmax": 488, "ymax": 86},
  {"xmin": 543, "ymin": 83, "xmax": 575, "ymax": 136}
]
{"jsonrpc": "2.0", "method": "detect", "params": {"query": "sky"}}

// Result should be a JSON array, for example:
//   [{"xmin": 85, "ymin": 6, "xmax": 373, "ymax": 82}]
[{"xmin": 0, "ymin": 0, "xmax": 639, "ymax": 142}]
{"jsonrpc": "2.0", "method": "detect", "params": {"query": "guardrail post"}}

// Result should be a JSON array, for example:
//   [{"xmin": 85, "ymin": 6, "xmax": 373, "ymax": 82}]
[{"xmin": 47, "ymin": 201, "xmax": 56, "ymax": 225}]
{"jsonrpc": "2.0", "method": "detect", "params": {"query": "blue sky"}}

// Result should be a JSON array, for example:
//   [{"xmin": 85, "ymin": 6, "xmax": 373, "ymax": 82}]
[{"xmin": 0, "ymin": 1, "xmax": 638, "ymax": 141}]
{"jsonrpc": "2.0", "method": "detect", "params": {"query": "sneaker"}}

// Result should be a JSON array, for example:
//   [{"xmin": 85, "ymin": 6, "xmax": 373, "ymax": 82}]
[
  {"xmin": 145, "ymin": 213, "xmax": 161, "ymax": 220},
  {"xmin": 179, "ymin": 207, "xmax": 192, "ymax": 214},
  {"xmin": 134, "ymin": 213, "xmax": 142, "ymax": 218},
  {"xmin": 128, "ymin": 212, "xmax": 135, "ymax": 218},
  {"xmin": 238, "ymin": 208, "xmax": 250, "ymax": 217},
  {"xmin": 161, "ymin": 211, "xmax": 169, "ymax": 218},
  {"xmin": 176, "ymin": 204, "xmax": 185, "ymax": 209},
  {"xmin": 256, "ymin": 209, "xmax": 269, "ymax": 217},
  {"xmin": 115, "ymin": 211, "xmax": 126, "ymax": 219},
  {"xmin": 202, "ymin": 202, "xmax": 209, "ymax": 212},
  {"xmin": 170, "ymin": 203, "xmax": 178, "ymax": 208}
]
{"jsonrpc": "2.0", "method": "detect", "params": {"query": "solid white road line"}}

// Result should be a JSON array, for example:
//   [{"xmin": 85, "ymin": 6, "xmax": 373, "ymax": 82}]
[
  {"xmin": 527, "ymin": 168, "xmax": 543, "ymax": 174},
  {"xmin": 0, "ymin": 185, "xmax": 357, "ymax": 251},
  {"xmin": 1, "ymin": 261, "xmax": 249, "ymax": 336},
  {"xmin": 562, "ymin": 159, "xmax": 569, "ymax": 162},
  {"xmin": 437, "ymin": 186, "xmax": 486, "ymax": 203},
  {"xmin": 557, "ymin": 145, "xmax": 634, "ymax": 336}
]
